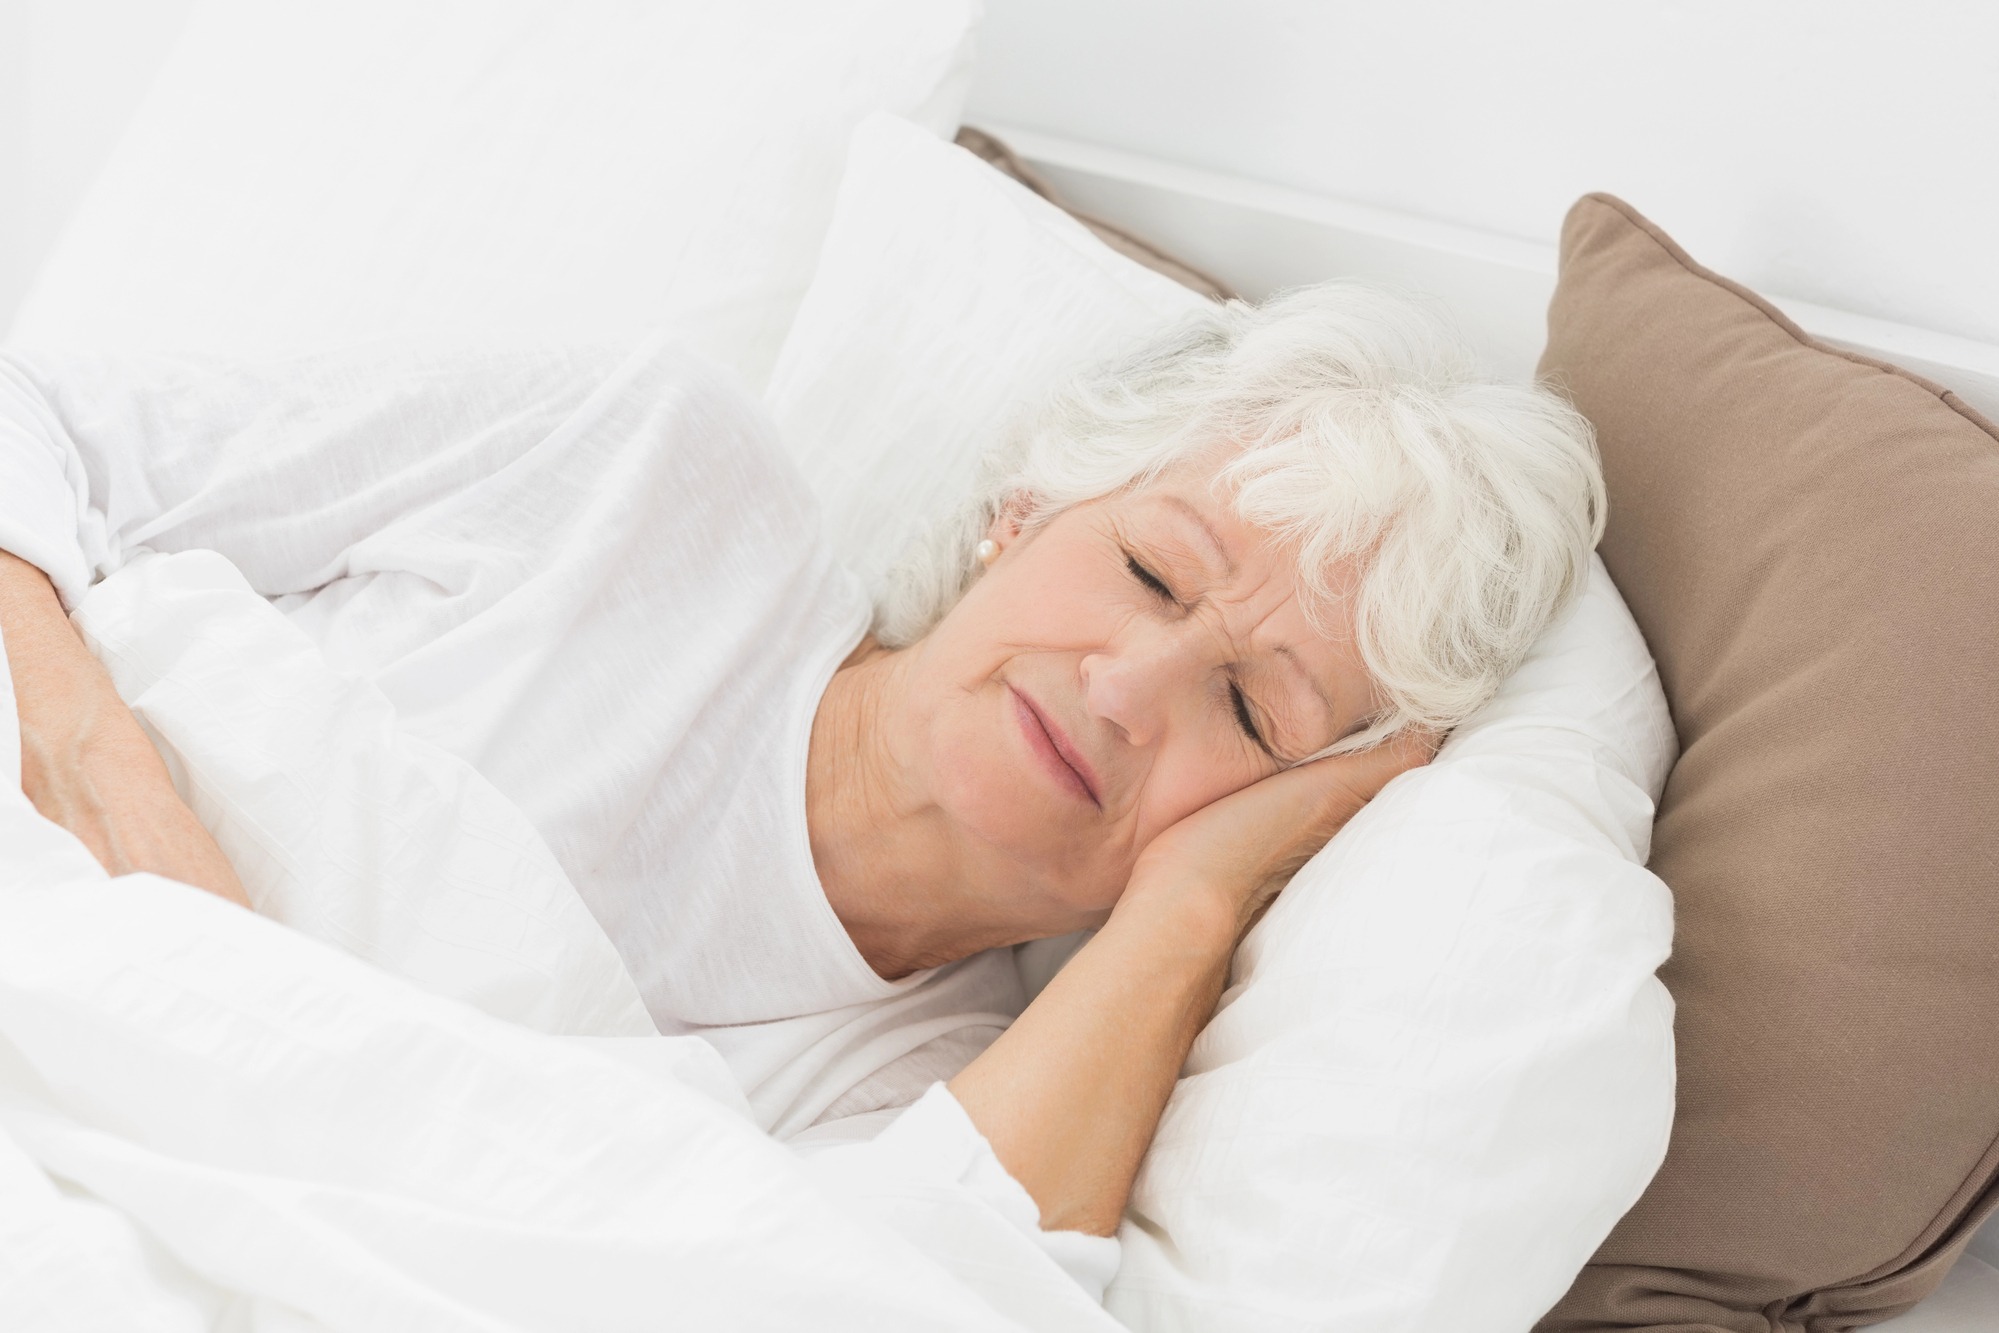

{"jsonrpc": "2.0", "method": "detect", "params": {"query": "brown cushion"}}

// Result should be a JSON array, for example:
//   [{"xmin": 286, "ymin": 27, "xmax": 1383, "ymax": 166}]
[{"xmin": 1535, "ymin": 194, "xmax": 1999, "ymax": 1331}]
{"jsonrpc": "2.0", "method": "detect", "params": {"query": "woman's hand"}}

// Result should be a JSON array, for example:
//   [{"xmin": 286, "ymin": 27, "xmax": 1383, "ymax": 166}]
[
  {"xmin": 0, "ymin": 551, "xmax": 250, "ymax": 907},
  {"xmin": 949, "ymin": 727, "xmax": 1437, "ymax": 1236},
  {"xmin": 1126, "ymin": 728, "xmax": 1440, "ymax": 943}
]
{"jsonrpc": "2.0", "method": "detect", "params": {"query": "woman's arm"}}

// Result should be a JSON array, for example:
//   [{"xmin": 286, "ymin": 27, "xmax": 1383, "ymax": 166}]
[
  {"xmin": 947, "ymin": 731, "xmax": 1433, "ymax": 1236},
  {"xmin": 0, "ymin": 550, "xmax": 249, "ymax": 906},
  {"xmin": 946, "ymin": 880, "xmax": 1233, "ymax": 1235}
]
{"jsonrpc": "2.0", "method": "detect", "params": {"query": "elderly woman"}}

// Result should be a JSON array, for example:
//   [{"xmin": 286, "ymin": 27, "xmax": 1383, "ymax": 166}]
[{"xmin": 0, "ymin": 285, "xmax": 1598, "ymax": 1256}]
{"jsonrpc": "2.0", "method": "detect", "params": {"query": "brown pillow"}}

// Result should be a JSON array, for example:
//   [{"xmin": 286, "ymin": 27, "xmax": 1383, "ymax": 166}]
[{"xmin": 1534, "ymin": 193, "xmax": 1999, "ymax": 1330}]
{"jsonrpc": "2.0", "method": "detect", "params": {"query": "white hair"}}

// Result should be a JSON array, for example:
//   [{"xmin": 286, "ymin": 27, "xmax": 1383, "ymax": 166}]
[{"xmin": 874, "ymin": 282, "xmax": 1606, "ymax": 756}]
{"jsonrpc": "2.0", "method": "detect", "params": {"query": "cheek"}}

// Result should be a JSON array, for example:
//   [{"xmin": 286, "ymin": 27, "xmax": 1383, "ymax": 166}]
[
  {"xmin": 1130, "ymin": 744, "xmax": 1264, "ymax": 849},
  {"xmin": 920, "ymin": 544, "xmax": 1112, "ymax": 680},
  {"xmin": 989, "ymin": 560, "xmax": 1123, "ymax": 649},
  {"xmin": 919, "ymin": 678, "xmax": 1110, "ymax": 863}
]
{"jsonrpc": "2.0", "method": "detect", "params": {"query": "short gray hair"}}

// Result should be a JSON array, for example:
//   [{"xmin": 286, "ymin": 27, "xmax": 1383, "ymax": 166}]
[{"xmin": 873, "ymin": 282, "xmax": 1605, "ymax": 756}]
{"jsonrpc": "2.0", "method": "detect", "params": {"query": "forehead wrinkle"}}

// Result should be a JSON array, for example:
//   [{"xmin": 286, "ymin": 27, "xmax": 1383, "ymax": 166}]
[
  {"xmin": 1143, "ymin": 491, "xmax": 1353, "ymax": 755},
  {"xmin": 1220, "ymin": 598, "xmax": 1344, "ymax": 761}
]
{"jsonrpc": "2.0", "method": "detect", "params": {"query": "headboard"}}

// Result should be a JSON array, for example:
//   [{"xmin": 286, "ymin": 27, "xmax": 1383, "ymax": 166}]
[
  {"xmin": 963, "ymin": 0, "xmax": 1999, "ymax": 418},
  {"xmin": 984, "ymin": 123, "xmax": 1999, "ymax": 421}
]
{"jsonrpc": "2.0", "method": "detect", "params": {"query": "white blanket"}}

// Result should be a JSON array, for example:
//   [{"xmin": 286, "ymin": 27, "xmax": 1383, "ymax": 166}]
[
  {"xmin": 0, "ymin": 342, "xmax": 1121, "ymax": 1331},
  {"xmin": 0, "ymin": 794, "xmax": 1087, "ymax": 1330}
]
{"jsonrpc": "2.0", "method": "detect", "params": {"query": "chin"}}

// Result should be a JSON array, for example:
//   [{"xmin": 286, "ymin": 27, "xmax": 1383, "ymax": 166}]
[
  {"xmin": 922, "ymin": 686, "xmax": 1133, "ymax": 917},
  {"xmin": 928, "ymin": 738, "xmax": 1106, "ymax": 899},
  {"xmin": 931, "ymin": 740, "xmax": 1064, "ymax": 858}
]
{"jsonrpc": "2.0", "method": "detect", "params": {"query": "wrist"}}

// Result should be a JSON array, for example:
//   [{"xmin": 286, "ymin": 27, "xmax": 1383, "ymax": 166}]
[
  {"xmin": 1110, "ymin": 869, "xmax": 1248, "ymax": 962},
  {"xmin": 18, "ymin": 684, "xmax": 150, "ymax": 794}
]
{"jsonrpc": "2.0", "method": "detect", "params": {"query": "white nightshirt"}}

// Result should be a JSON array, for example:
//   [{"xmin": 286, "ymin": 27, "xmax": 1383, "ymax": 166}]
[{"xmin": 0, "ymin": 335, "xmax": 1118, "ymax": 1298}]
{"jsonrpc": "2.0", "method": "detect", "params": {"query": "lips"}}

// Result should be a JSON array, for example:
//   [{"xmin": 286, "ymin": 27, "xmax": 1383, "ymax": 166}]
[{"xmin": 1009, "ymin": 684, "xmax": 1101, "ymax": 807}]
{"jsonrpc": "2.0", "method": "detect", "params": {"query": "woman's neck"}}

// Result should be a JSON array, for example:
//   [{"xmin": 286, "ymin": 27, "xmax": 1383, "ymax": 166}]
[{"xmin": 806, "ymin": 639, "xmax": 1043, "ymax": 979}]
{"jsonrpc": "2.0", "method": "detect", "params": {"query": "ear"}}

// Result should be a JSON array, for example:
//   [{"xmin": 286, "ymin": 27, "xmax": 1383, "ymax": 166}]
[{"xmin": 984, "ymin": 491, "xmax": 1033, "ymax": 551}]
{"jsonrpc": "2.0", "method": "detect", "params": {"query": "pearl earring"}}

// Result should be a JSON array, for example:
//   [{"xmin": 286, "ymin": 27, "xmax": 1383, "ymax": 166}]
[{"xmin": 975, "ymin": 538, "xmax": 999, "ymax": 567}]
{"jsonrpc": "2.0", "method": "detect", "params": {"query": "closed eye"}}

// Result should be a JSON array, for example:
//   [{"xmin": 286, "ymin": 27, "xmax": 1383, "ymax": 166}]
[
  {"xmin": 1128, "ymin": 550, "xmax": 1275, "ymax": 758},
  {"xmin": 1229, "ymin": 680, "xmax": 1272, "ymax": 755},
  {"xmin": 1125, "ymin": 553, "xmax": 1174, "ymax": 602}
]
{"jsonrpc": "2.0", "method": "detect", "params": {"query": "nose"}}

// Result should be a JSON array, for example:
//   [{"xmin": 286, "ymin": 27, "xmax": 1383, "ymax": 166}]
[{"xmin": 1080, "ymin": 621, "xmax": 1207, "ymax": 749}]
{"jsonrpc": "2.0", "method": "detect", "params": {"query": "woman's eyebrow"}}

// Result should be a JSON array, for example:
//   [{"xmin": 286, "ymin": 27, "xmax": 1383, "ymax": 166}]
[
  {"xmin": 1268, "ymin": 643, "xmax": 1339, "ymax": 737},
  {"xmin": 1156, "ymin": 495, "xmax": 1237, "ymax": 579},
  {"xmin": 1146, "ymin": 496, "xmax": 1347, "ymax": 746}
]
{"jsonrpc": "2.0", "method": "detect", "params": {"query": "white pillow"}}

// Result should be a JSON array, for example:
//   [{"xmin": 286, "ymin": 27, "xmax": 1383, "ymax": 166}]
[
  {"xmin": 768, "ymin": 113, "xmax": 1207, "ymax": 598},
  {"xmin": 1115, "ymin": 562, "xmax": 1676, "ymax": 1333},
  {"xmin": 769, "ymin": 114, "xmax": 1678, "ymax": 1333},
  {"xmin": 7, "ymin": 0, "xmax": 977, "ymax": 389}
]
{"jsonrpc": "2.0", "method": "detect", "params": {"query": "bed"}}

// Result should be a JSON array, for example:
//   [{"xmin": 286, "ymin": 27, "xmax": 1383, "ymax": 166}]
[{"xmin": 3, "ymin": 3, "xmax": 1995, "ymax": 1331}]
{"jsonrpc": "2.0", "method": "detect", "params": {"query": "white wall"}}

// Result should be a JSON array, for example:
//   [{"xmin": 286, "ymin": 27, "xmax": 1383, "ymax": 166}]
[
  {"xmin": 966, "ymin": 0, "xmax": 1999, "ymax": 344},
  {"xmin": 0, "ymin": 0, "xmax": 196, "ymax": 330},
  {"xmin": 0, "ymin": 0, "xmax": 28, "ymax": 324},
  {"xmin": 5, "ymin": 1, "xmax": 1994, "ymax": 346}
]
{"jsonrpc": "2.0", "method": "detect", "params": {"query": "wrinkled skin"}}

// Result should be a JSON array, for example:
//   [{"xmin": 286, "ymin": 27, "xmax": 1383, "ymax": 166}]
[{"xmin": 890, "ymin": 462, "xmax": 1386, "ymax": 926}]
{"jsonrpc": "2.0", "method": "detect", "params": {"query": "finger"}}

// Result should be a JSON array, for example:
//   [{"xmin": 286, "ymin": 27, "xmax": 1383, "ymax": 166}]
[
  {"xmin": 1384, "ymin": 725, "xmax": 1444, "ymax": 765},
  {"xmin": 1294, "ymin": 725, "xmax": 1439, "ymax": 797},
  {"xmin": 1223, "ymin": 736, "xmax": 1426, "ymax": 863}
]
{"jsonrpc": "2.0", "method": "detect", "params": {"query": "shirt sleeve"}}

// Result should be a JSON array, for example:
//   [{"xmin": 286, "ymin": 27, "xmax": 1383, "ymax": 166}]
[
  {"xmin": 0, "ymin": 359, "xmax": 100, "ymax": 605},
  {"xmin": 791, "ymin": 1082, "xmax": 1122, "ymax": 1311},
  {"xmin": 0, "ymin": 343, "xmax": 631, "ymax": 608}
]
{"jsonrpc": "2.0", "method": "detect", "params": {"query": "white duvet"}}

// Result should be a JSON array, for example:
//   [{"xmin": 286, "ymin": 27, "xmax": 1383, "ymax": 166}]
[{"xmin": 0, "ymin": 344, "xmax": 1119, "ymax": 1332}]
